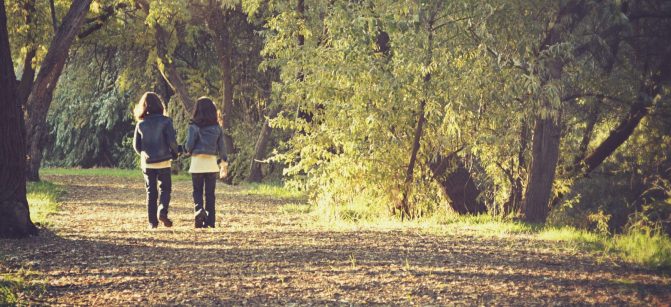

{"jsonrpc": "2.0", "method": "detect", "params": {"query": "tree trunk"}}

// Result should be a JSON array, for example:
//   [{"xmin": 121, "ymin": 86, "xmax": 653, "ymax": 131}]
[
  {"xmin": 399, "ymin": 13, "xmax": 436, "ymax": 219},
  {"xmin": 429, "ymin": 154, "xmax": 487, "ymax": 215},
  {"xmin": 504, "ymin": 121, "xmax": 528, "ymax": 215},
  {"xmin": 248, "ymin": 109, "xmax": 279, "ymax": 182},
  {"xmin": 208, "ymin": 7, "xmax": 235, "ymax": 156},
  {"xmin": 573, "ymin": 73, "xmax": 666, "ymax": 177},
  {"xmin": 400, "ymin": 98, "xmax": 426, "ymax": 218},
  {"xmin": 575, "ymin": 103, "xmax": 600, "ymax": 164},
  {"xmin": 17, "ymin": 0, "xmax": 36, "ymax": 107},
  {"xmin": 155, "ymin": 24, "xmax": 195, "ymax": 113},
  {"xmin": 155, "ymin": 67, "xmax": 175, "ymax": 107},
  {"xmin": 24, "ymin": 0, "xmax": 93, "ymax": 182},
  {"xmin": 0, "ymin": 0, "xmax": 38, "ymax": 238},
  {"xmin": 521, "ymin": 0, "xmax": 589, "ymax": 223},
  {"xmin": 583, "ymin": 101, "xmax": 647, "ymax": 174},
  {"xmin": 523, "ymin": 114, "xmax": 561, "ymax": 223},
  {"xmin": 17, "ymin": 48, "xmax": 36, "ymax": 106},
  {"xmin": 297, "ymin": 0, "xmax": 305, "ymax": 46},
  {"xmin": 48, "ymin": 0, "xmax": 58, "ymax": 31}
]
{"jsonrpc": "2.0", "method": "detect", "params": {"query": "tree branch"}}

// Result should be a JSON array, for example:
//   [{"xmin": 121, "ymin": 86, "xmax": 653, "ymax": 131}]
[
  {"xmin": 48, "ymin": 0, "xmax": 58, "ymax": 31},
  {"xmin": 463, "ymin": 24, "xmax": 530, "ymax": 74},
  {"xmin": 561, "ymin": 92, "xmax": 627, "ymax": 104},
  {"xmin": 78, "ymin": 3, "xmax": 129, "ymax": 39}
]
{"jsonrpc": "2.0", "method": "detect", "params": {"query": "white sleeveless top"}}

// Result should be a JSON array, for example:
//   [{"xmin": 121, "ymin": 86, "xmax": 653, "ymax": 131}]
[{"xmin": 189, "ymin": 154, "xmax": 219, "ymax": 173}]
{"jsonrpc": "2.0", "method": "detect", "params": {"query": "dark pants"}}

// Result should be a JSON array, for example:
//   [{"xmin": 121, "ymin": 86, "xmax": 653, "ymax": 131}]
[
  {"xmin": 143, "ymin": 167, "xmax": 172, "ymax": 225},
  {"xmin": 192, "ymin": 172, "xmax": 217, "ymax": 227}
]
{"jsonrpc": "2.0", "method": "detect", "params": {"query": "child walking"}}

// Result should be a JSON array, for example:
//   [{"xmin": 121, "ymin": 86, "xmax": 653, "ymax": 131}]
[
  {"xmin": 133, "ymin": 92, "xmax": 179, "ymax": 229},
  {"xmin": 185, "ymin": 97, "xmax": 228, "ymax": 228}
]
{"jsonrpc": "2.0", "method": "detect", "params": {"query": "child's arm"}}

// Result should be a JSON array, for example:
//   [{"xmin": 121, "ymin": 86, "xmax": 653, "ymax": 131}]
[
  {"xmin": 133, "ymin": 123, "xmax": 141, "ymax": 154},
  {"xmin": 164, "ymin": 119, "xmax": 180, "ymax": 157},
  {"xmin": 217, "ymin": 126, "xmax": 228, "ymax": 162},
  {"xmin": 184, "ymin": 124, "xmax": 197, "ymax": 154}
]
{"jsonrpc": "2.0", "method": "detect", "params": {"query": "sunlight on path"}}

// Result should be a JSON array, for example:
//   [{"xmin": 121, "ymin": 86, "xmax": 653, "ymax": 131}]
[{"xmin": 1, "ymin": 175, "xmax": 670, "ymax": 305}]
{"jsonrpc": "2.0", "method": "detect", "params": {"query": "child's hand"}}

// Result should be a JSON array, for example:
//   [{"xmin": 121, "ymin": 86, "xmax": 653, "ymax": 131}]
[{"xmin": 219, "ymin": 161, "xmax": 229, "ymax": 180}]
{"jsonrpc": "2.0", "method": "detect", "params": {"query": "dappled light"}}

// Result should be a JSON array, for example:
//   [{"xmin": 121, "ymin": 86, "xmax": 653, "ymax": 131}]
[{"xmin": 1, "ymin": 0, "xmax": 670, "ymax": 304}]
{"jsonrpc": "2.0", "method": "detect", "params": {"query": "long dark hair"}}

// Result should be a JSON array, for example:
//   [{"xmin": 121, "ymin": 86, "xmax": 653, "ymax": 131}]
[
  {"xmin": 191, "ymin": 97, "xmax": 219, "ymax": 127},
  {"xmin": 134, "ymin": 92, "xmax": 165, "ymax": 121}
]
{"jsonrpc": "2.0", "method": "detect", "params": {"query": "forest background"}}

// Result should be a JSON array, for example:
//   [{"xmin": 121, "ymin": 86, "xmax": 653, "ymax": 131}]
[{"xmin": 1, "ymin": 0, "xmax": 670, "ymax": 242}]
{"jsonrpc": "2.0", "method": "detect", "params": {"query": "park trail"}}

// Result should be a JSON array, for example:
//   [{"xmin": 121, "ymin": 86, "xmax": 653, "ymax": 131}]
[{"xmin": 1, "ymin": 174, "xmax": 670, "ymax": 305}]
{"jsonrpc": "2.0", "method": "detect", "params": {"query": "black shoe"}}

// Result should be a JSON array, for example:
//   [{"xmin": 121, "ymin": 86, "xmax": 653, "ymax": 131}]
[
  {"xmin": 159, "ymin": 214, "xmax": 173, "ymax": 228},
  {"xmin": 195, "ymin": 209, "xmax": 207, "ymax": 228},
  {"xmin": 148, "ymin": 223, "xmax": 158, "ymax": 229}
]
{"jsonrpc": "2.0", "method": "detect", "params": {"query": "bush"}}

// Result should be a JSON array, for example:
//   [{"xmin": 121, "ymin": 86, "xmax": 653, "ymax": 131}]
[
  {"xmin": 27, "ymin": 181, "xmax": 64, "ymax": 225},
  {"xmin": 611, "ymin": 222, "xmax": 671, "ymax": 269}
]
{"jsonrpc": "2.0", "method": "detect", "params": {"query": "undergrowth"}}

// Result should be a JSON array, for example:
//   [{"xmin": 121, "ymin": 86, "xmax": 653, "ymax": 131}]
[
  {"xmin": 303, "ymin": 199, "xmax": 671, "ymax": 270},
  {"xmin": 41, "ymin": 167, "xmax": 191, "ymax": 181},
  {"xmin": 27, "ymin": 181, "xmax": 64, "ymax": 226},
  {"xmin": 239, "ymin": 182, "xmax": 305, "ymax": 200},
  {"xmin": 0, "ymin": 269, "xmax": 47, "ymax": 305},
  {"xmin": 2, "ymin": 184, "xmax": 63, "ymax": 304}
]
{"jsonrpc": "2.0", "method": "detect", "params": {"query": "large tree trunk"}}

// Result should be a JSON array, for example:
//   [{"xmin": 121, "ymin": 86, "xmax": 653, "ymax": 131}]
[
  {"xmin": 523, "ymin": 114, "xmax": 562, "ymax": 223},
  {"xmin": 208, "ymin": 6, "xmax": 235, "ymax": 157},
  {"xmin": 521, "ymin": 0, "xmax": 589, "ymax": 223},
  {"xmin": 429, "ymin": 154, "xmax": 487, "ymax": 215},
  {"xmin": 248, "ymin": 109, "xmax": 279, "ymax": 182},
  {"xmin": 24, "ymin": 0, "xmax": 93, "ymax": 182},
  {"xmin": 0, "ymin": 0, "xmax": 38, "ymax": 238}
]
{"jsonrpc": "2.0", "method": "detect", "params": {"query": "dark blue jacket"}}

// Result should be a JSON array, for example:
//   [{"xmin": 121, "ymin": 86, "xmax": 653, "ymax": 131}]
[
  {"xmin": 133, "ymin": 114, "xmax": 179, "ymax": 163},
  {"xmin": 185, "ymin": 124, "xmax": 228, "ymax": 162}
]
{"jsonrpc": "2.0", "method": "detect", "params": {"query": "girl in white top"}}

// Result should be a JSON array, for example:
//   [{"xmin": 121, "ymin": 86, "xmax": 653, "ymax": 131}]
[{"xmin": 184, "ymin": 97, "xmax": 228, "ymax": 228}]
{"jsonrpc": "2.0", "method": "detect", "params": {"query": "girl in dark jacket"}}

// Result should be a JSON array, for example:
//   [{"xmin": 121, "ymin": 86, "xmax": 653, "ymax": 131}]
[
  {"xmin": 185, "ymin": 97, "xmax": 228, "ymax": 228},
  {"xmin": 133, "ymin": 92, "xmax": 179, "ymax": 229}
]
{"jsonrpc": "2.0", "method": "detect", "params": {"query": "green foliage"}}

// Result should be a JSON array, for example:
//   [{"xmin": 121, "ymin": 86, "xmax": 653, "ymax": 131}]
[
  {"xmin": 258, "ymin": 0, "xmax": 671, "ymax": 232},
  {"xmin": 8, "ymin": 0, "xmax": 669, "ymax": 246},
  {"xmin": 289, "ymin": 202, "xmax": 671, "ymax": 269},
  {"xmin": 0, "ymin": 270, "xmax": 47, "ymax": 305},
  {"xmin": 539, "ymin": 224, "xmax": 671, "ymax": 270},
  {"xmin": 41, "ymin": 167, "xmax": 191, "ymax": 181},
  {"xmin": 46, "ymin": 44, "xmax": 139, "ymax": 169},
  {"xmin": 266, "ymin": 1, "xmax": 488, "ymax": 217},
  {"xmin": 238, "ymin": 182, "xmax": 304, "ymax": 200},
  {"xmin": 27, "ymin": 181, "xmax": 64, "ymax": 225},
  {"xmin": 279, "ymin": 203, "xmax": 313, "ymax": 214},
  {"xmin": 611, "ymin": 226, "xmax": 671, "ymax": 269}
]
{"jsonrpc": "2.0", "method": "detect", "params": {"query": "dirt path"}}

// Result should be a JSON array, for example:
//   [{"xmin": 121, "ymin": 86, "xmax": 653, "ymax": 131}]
[{"xmin": 1, "ymin": 174, "xmax": 670, "ymax": 305}]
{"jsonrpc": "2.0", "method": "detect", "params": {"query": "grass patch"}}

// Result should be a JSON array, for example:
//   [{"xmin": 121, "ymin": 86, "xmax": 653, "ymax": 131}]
[
  {"xmin": 538, "ymin": 227, "xmax": 605, "ymax": 249},
  {"xmin": 537, "ymin": 226, "xmax": 671, "ymax": 269},
  {"xmin": 610, "ymin": 228, "xmax": 671, "ymax": 269},
  {"xmin": 27, "ymin": 181, "xmax": 64, "ymax": 225},
  {"xmin": 428, "ymin": 212, "xmax": 534, "ymax": 236},
  {"xmin": 238, "ymin": 182, "xmax": 305, "ymax": 200},
  {"xmin": 0, "ymin": 270, "xmax": 46, "ymax": 305},
  {"xmin": 280, "ymin": 203, "xmax": 313, "ymax": 214},
  {"xmin": 317, "ymin": 206, "xmax": 671, "ymax": 270},
  {"xmin": 41, "ymin": 167, "xmax": 191, "ymax": 181}
]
